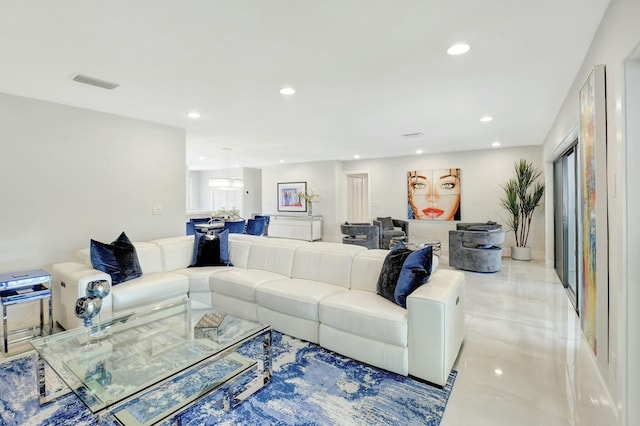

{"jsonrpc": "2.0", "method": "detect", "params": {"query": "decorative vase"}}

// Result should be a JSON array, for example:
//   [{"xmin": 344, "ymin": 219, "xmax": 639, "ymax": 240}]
[
  {"xmin": 86, "ymin": 279, "xmax": 111, "ymax": 338},
  {"xmin": 308, "ymin": 203, "xmax": 313, "ymax": 216},
  {"xmin": 511, "ymin": 246, "xmax": 531, "ymax": 261},
  {"xmin": 74, "ymin": 296, "xmax": 102, "ymax": 348}
]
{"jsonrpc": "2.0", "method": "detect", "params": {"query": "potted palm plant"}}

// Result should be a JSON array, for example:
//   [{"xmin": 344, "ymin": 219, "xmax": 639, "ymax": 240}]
[{"xmin": 500, "ymin": 159, "xmax": 545, "ymax": 260}]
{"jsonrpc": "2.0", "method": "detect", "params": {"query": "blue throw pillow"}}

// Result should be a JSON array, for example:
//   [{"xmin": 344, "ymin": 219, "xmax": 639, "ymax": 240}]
[
  {"xmin": 376, "ymin": 242, "xmax": 412, "ymax": 303},
  {"xmin": 90, "ymin": 232, "xmax": 142, "ymax": 285},
  {"xmin": 394, "ymin": 246, "xmax": 433, "ymax": 308},
  {"xmin": 191, "ymin": 230, "xmax": 231, "ymax": 267},
  {"xmin": 214, "ymin": 229, "xmax": 231, "ymax": 265}
]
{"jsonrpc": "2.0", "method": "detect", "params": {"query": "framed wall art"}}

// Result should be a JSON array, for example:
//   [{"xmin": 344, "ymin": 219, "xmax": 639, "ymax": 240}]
[
  {"xmin": 578, "ymin": 64, "xmax": 608, "ymax": 358},
  {"xmin": 277, "ymin": 181, "xmax": 307, "ymax": 212},
  {"xmin": 407, "ymin": 168, "xmax": 461, "ymax": 221}
]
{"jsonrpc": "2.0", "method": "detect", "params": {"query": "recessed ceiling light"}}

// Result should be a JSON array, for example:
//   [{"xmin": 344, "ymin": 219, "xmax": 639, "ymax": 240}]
[
  {"xmin": 492, "ymin": 141, "xmax": 501, "ymax": 148},
  {"xmin": 447, "ymin": 43, "xmax": 470, "ymax": 55},
  {"xmin": 416, "ymin": 149, "xmax": 424, "ymax": 154},
  {"xmin": 354, "ymin": 154, "xmax": 361, "ymax": 159},
  {"xmin": 494, "ymin": 368, "xmax": 503, "ymax": 376},
  {"xmin": 198, "ymin": 156, "xmax": 205, "ymax": 160},
  {"xmin": 186, "ymin": 111, "xmax": 201, "ymax": 119},
  {"xmin": 280, "ymin": 87, "xmax": 295, "ymax": 95},
  {"xmin": 480, "ymin": 116, "xmax": 493, "ymax": 123},
  {"xmin": 279, "ymin": 159, "xmax": 286, "ymax": 163}
]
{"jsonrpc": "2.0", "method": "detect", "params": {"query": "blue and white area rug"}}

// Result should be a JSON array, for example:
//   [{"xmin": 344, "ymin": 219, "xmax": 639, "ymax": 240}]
[{"xmin": 0, "ymin": 333, "xmax": 456, "ymax": 425}]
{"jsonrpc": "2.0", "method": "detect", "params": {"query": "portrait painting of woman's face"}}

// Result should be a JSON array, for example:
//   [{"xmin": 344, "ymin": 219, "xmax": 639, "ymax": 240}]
[{"xmin": 407, "ymin": 168, "xmax": 461, "ymax": 221}]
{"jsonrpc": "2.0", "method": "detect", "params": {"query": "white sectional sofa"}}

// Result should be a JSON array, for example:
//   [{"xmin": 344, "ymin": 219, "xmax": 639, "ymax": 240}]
[{"xmin": 51, "ymin": 233, "xmax": 465, "ymax": 387}]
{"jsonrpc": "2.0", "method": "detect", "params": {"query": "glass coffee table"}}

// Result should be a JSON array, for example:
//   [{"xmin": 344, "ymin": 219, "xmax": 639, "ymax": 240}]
[{"xmin": 30, "ymin": 299, "xmax": 271, "ymax": 425}]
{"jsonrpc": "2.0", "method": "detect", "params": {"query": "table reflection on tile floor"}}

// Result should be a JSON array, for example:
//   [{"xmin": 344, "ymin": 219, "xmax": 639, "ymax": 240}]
[{"xmin": 441, "ymin": 256, "xmax": 617, "ymax": 426}]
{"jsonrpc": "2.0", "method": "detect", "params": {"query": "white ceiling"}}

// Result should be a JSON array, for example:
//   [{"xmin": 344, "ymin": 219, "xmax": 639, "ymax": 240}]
[{"xmin": 0, "ymin": 1, "xmax": 610, "ymax": 170}]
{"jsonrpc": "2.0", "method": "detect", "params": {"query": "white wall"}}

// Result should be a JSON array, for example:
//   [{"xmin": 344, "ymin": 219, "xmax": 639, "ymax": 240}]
[
  {"xmin": 625, "ymin": 52, "xmax": 640, "ymax": 426},
  {"xmin": 242, "ymin": 167, "xmax": 263, "ymax": 218},
  {"xmin": 541, "ymin": 0, "xmax": 640, "ymax": 422},
  {"xmin": 0, "ymin": 92, "xmax": 186, "ymax": 272},
  {"xmin": 261, "ymin": 147, "xmax": 544, "ymax": 255}
]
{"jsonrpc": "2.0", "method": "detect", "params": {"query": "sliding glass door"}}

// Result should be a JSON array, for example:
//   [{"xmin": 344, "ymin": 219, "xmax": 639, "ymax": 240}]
[{"xmin": 554, "ymin": 144, "xmax": 578, "ymax": 312}]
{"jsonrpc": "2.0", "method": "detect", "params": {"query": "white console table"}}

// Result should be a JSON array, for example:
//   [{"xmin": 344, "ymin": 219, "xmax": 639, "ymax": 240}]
[{"xmin": 268, "ymin": 215, "xmax": 322, "ymax": 242}]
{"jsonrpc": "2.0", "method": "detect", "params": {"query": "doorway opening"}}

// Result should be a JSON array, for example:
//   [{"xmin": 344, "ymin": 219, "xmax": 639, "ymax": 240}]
[{"xmin": 345, "ymin": 173, "xmax": 370, "ymax": 223}]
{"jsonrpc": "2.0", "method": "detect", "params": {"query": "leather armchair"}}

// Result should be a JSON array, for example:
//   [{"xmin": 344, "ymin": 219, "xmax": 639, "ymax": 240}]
[
  {"xmin": 449, "ymin": 222, "xmax": 505, "ymax": 272},
  {"xmin": 340, "ymin": 223, "xmax": 380, "ymax": 249},
  {"xmin": 373, "ymin": 217, "xmax": 409, "ymax": 249}
]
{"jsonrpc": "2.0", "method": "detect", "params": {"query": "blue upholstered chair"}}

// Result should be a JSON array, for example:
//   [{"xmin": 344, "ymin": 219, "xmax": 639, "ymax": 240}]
[
  {"xmin": 254, "ymin": 215, "xmax": 271, "ymax": 236},
  {"xmin": 245, "ymin": 218, "xmax": 266, "ymax": 236},
  {"xmin": 187, "ymin": 217, "xmax": 210, "ymax": 235},
  {"xmin": 223, "ymin": 219, "xmax": 246, "ymax": 234},
  {"xmin": 186, "ymin": 221, "xmax": 195, "ymax": 235}
]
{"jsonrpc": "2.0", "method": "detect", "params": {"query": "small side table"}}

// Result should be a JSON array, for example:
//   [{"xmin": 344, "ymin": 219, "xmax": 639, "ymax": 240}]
[{"xmin": 0, "ymin": 269, "xmax": 53, "ymax": 354}]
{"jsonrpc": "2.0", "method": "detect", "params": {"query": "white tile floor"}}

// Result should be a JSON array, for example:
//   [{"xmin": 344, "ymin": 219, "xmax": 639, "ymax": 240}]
[
  {"xmin": 441, "ymin": 256, "xmax": 619, "ymax": 426},
  {"xmin": 1, "ymin": 258, "xmax": 620, "ymax": 425}
]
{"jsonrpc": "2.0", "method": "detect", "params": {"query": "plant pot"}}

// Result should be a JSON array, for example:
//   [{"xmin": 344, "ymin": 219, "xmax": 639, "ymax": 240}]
[{"xmin": 511, "ymin": 246, "xmax": 531, "ymax": 261}]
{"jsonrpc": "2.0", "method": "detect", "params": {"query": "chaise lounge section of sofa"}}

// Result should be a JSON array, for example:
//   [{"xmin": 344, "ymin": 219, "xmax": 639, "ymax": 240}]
[{"xmin": 51, "ymin": 233, "xmax": 465, "ymax": 387}]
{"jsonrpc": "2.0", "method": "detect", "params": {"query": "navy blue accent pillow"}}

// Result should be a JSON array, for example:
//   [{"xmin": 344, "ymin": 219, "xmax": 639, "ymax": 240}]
[
  {"xmin": 190, "ymin": 230, "xmax": 231, "ymax": 267},
  {"xmin": 394, "ymin": 246, "xmax": 433, "ymax": 308},
  {"xmin": 190, "ymin": 234, "xmax": 222, "ymax": 267},
  {"xmin": 214, "ymin": 229, "xmax": 231, "ymax": 265},
  {"xmin": 376, "ymin": 242, "xmax": 412, "ymax": 303},
  {"xmin": 90, "ymin": 232, "xmax": 142, "ymax": 285}
]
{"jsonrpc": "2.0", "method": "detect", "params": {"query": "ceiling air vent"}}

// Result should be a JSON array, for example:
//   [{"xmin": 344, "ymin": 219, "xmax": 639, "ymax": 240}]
[
  {"xmin": 72, "ymin": 74, "xmax": 119, "ymax": 90},
  {"xmin": 402, "ymin": 132, "xmax": 423, "ymax": 138}
]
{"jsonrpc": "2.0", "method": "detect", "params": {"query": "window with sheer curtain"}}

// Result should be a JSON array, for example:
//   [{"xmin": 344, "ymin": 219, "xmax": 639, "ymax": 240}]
[{"xmin": 210, "ymin": 187, "xmax": 243, "ymax": 212}]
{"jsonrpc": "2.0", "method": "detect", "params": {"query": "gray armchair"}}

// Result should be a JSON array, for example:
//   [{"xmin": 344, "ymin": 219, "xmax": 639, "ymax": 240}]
[
  {"xmin": 373, "ymin": 217, "xmax": 409, "ymax": 249},
  {"xmin": 449, "ymin": 222, "xmax": 505, "ymax": 272},
  {"xmin": 340, "ymin": 223, "xmax": 380, "ymax": 249}
]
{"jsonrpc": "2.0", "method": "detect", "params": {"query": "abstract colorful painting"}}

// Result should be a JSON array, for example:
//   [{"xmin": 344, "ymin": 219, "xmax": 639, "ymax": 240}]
[
  {"xmin": 578, "ymin": 65, "xmax": 606, "ymax": 355},
  {"xmin": 407, "ymin": 169, "xmax": 461, "ymax": 221},
  {"xmin": 277, "ymin": 181, "xmax": 307, "ymax": 212}
]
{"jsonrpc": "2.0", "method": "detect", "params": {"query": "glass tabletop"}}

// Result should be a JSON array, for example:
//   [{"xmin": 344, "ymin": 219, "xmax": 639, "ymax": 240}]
[
  {"xmin": 390, "ymin": 236, "xmax": 442, "ymax": 252},
  {"xmin": 30, "ymin": 299, "xmax": 269, "ymax": 417}
]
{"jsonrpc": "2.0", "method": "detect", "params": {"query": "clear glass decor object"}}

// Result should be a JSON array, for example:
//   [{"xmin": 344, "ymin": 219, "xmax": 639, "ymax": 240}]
[
  {"xmin": 74, "ymin": 296, "xmax": 102, "ymax": 348},
  {"xmin": 86, "ymin": 279, "xmax": 111, "ymax": 338}
]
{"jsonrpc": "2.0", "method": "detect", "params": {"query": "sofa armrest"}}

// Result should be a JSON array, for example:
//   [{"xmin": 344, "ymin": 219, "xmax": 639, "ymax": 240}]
[
  {"xmin": 51, "ymin": 262, "xmax": 113, "ymax": 330},
  {"xmin": 407, "ymin": 269, "xmax": 465, "ymax": 386}
]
